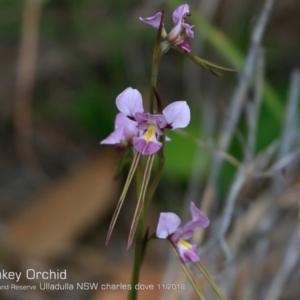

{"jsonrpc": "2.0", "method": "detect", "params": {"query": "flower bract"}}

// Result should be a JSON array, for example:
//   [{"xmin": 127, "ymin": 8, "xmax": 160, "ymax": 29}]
[{"xmin": 156, "ymin": 202, "xmax": 209, "ymax": 262}]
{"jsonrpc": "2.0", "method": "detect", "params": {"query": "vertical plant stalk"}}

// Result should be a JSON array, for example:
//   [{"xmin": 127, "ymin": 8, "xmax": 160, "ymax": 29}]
[
  {"xmin": 127, "ymin": 206, "xmax": 145, "ymax": 300},
  {"xmin": 149, "ymin": 10, "xmax": 164, "ymax": 113},
  {"xmin": 14, "ymin": 0, "xmax": 43, "ymax": 173},
  {"xmin": 127, "ymin": 11, "xmax": 164, "ymax": 300},
  {"xmin": 128, "ymin": 10, "xmax": 164, "ymax": 300}
]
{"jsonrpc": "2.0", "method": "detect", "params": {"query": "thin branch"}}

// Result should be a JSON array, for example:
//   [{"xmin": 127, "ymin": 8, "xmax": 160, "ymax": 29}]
[
  {"xmin": 251, "ymin": 0, "xmax": 275, "ymax": 45},
  {"xmin": 210, "ymin": 0, "xmax": 275, "ymax": 175},
  {"xmin": 264, "ymin": 224, "xmax": 300, "ymax": 300},
  {"xmin": 245, "ymin": 48, "xmax": 265, "ymax": 161},
  {"xmin": 13, "ymin": 0, "xmax": 44, "ymax": 177},
  {"xmin": 279, "ymin": 69, "xmax": 300, "ymax": 157}
]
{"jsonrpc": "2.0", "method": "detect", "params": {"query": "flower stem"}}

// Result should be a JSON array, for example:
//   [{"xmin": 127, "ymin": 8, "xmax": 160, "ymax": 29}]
[
  {"xmin": 128, "ymin": 12, "xmax": 165, "ymax": 300},
  {"xmin": 127, "ymin": 160, "xmax": 145, "ymax": 300},
  {"xmin": 150, "ymin": 11, "xmax": 164, "ymax": 113},
  {"xmin": 127, "ymin": 210, "xmax": 144, "ymax": 300}
]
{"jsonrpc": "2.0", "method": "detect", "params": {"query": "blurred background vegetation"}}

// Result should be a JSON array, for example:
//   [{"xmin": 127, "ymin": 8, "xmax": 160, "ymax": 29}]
[
  {"xmin": 1, "ymin": 0, "xmax": 299, "ymax": 187},
  {"xmin": 0, "ymin": 0, "xmax": 300, "ymax": 299}
]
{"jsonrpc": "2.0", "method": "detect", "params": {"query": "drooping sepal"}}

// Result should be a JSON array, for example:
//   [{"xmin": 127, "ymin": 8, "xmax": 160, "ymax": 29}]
[
  {"xmin": 106, "ymin": 152, "xmax": 141, "ymax": 244},
  {"xmin": 127, "ymin": 154, "xmax": 155, "ymax": 249},
  {"xmin": 196, "ymin": 262, "xmax": 228, "ymax": 300}
]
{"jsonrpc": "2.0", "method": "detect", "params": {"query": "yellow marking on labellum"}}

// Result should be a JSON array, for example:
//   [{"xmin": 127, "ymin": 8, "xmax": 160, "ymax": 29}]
[
  {"xmin": 145, "ymin": 124, "xmax": 156, "ymax": 142},
  {"xmin": 178, "ymin": 239, "xmax": 192, "ymax": 249}
]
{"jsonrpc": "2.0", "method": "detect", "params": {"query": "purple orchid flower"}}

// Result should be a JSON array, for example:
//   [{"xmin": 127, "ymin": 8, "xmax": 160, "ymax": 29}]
[
  {"xmin": 101, "ymin": 87, "xmax": 190, "ymax": 155},
  {"xmin": 139, "ymin": 4, "xmax": 194, "ymax": 52},
  {"xmin": 156, "ymin": 202, "xmax": 209, "ymax": 262},
  {"xmin": 100, "ymin": 112, "xmax": 140, "ymax": 151}
]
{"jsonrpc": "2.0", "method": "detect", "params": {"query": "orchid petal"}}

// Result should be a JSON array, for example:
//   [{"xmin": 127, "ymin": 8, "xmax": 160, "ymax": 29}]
[
  {"xmin": 114, "ymin": 112, "xmax": 131, "ymax": 128},
  {"xmin": 167, "ymin": 21, "xmax": 183, "ymax": 42},
  {"xmin": 139, "ymin": 12, "xmax": 162, "ymax": 29},
  {"xmin": 183, "ymin": 23, "xmax": 194, "ymax": 38},
  {"xmin": 133, "ymin": 136, "xmax": 162, "ymax": 155},
  {"xmin": 172, "ymin": 227, "xmax": 194, "ymax": 242},
  {"xmin": 162, "ymin": 101, "xmax": 190, "ymax": 129},
  {"xmin": 116, "ymin": 87, "xmax": 144, "ymax": 118},
  {"xmin": 172, "ymin": 4, "xmax": 190, "ymax": 26},
  {"xmin": 190, "ymin": 202, "xmax": 210, "ymax": 227},
  {"xmin": 156, "ymin": 212, "xmax": 181, "ymax": 239},
  {"xmin": 176, "ymin": 239, "xmax": 200, "ymax": 262},
  {"xmin": 100, "ymin": 113, "xmax": 138, "ymax": 146},
  {"xmin": 172, "ymin": 203, "xmax": 209, "ymax": 241},
  {"xmin": 175, "ymin": 39, "xmax": 191, "ymax": 52},
  {"xmin": 100, "ymin": 128, "xmax": 123, "ymax": 145},
  {"xmin": 134, "ymin": 112, "xmax": 167, "ymax": 130},
  {"xmin": 179, "ymin": 244, "xmax": 200, "ymax": 262}
]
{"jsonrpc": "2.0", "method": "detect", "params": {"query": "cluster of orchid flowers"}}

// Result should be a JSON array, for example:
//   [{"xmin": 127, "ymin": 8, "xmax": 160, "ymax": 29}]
[
  {"xmin": 100, "ymin": 4, "xmax": 231, "ymax": 300},
  {"xmin": 101, "ymin": 85, "xmax": 207, "ymax": 262}
]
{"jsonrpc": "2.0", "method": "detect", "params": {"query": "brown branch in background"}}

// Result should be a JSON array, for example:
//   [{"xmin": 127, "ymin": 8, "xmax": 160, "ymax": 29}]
[
  {"xmin": 264, "ymin": 224, "xmax": 300, "ymax": 300},
  {"xmin": 13, "ymin": 0, "xmax": 44, "ymax": 177}
]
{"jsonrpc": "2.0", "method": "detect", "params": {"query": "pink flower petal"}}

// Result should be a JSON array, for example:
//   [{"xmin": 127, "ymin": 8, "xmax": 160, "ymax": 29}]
[
  {"xmin": 100, "ymin": 128, "xmax": 124, "ymax": 145},
  {"xmin": 177, "ymin": 243, "xmax": 200, "ymax": 262},
  {"xmin": 183, "ymin": 23, "xmax": 194, "ymax": 38},
  {"xmin": 172, "ymin": 4, "xmax": 190, "ymax": 26},
  {"xmin": 190, "ymin": 202, "xmax": 210, "ymax": 227},
  {"xmin": 175, "ymin": 39, "xmax": 191, "ymax": 52},
  {"xmin": 167, "ymin": 21, "xmax": 183, "ymax": 42},
  {"xmin": 116, "ymin": 87, "xmax": 144, "ymax": 118},
  {"xmin": 139, "ymin": 12, "xmax": 162, "ymax": 29},
  {"xmin": 156, "ymin": 212, "xmax": 181, "ymax": 239},
  {"xmin": 134, "ymin": 112, "xmax": 167, "ymax": 130},
  {"xmin": 100, "ymin": 113, "xmax": 139, "ymax": 146},
  {"xmin": 172, "ymin": 202, "xmax": 209, "ymax": 242},
  {"xmin": 133, "ymin": 136, "xmax": 162, "ymax": 155},
  {"xmin": 162, "ymin": 101, "xmax": 190, "ymax": 129}
]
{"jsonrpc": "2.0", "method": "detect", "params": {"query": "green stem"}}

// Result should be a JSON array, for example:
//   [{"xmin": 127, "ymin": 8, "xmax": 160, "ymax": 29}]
[
  {"xmin": 150, "ymin": 48, "xmax": 160, "ymax": 112},
  {"xmin": 127, "ymin": 159, "xmax": 145, "ymax": 300},
  {"xmin": 127, "ymin": 210, "xmax": 145, "ymax": 300},
  {"xmin": 150, "ymin": 10, "xmax": 164, "ymax": 113},
  {"xmin": 127, "ymin": 12, "xmax": 165, "ymax": 300}
]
